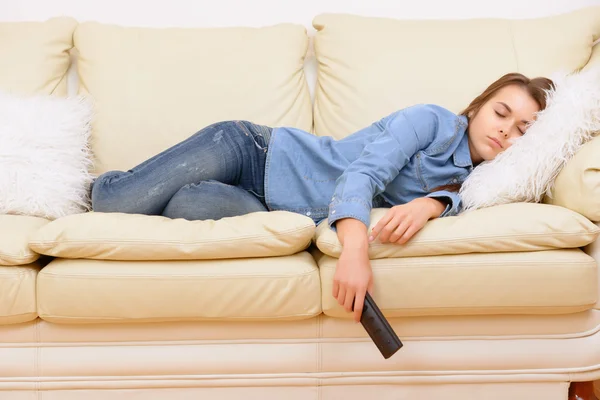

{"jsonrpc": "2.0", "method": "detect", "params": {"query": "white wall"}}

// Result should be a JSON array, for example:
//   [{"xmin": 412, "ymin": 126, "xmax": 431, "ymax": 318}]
[
  {"xmin": 2, "ymin": 0, "xmax": 599, "ymax": 97},
  {"xmin": 1, "ymin": 0, "xmax": 599, "ymax": 27}
]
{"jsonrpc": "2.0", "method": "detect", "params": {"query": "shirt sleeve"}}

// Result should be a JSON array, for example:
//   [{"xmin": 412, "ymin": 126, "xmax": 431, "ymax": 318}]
[
  {"xmin": 425, "ymin": 190, "xmax": 462, "ymax": 217},
  {"xmin": 328, "ymin": 106, "xmax": 438, "ymax": 230}
]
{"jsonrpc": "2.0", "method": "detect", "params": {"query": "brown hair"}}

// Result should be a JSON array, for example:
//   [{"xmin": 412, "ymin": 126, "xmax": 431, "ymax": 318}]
[{"xmin": 431, "ymin": 72, "xmax": 555, "ymax": 194}]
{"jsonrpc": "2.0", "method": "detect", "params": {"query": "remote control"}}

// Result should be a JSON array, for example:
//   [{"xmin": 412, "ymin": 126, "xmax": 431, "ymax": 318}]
[{"xmin": 355, "ymin": 292, "xmax": 403, "ymax": 359}]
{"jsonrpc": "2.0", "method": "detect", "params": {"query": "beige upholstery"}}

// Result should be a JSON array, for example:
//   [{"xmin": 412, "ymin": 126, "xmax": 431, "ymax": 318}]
[
  {"xmin": 74, "ymin": 21, "xmax": 313, "ymax": 173},
  {"xmin": 37, "ymin": 252, "xmax": 321, "ymax": 323},
  {"xmin": 0, "ymin": 215, "xmax": 48, "ymax": 265},
  {"xmin": 315, "ymin": 249, "xmax": 597, "ymax": 318},
  {"xmin": 0, "ymin": 17, "xmax": 77, "ymax": 96},
  {"xmin": 1, "ymin": 316, "xmax": 598, "ymax": 399},
  {"xmin": 315, "ymin": 203, "xmax": 599, "ymax": 259},
  {"xmin": 312, "ymin": 8, "xmax": 600, "ymax": 138},
  {"xmin": 544, "ymin": 136, "xmax": 600, "ymax": 222},
  {"xmin": 29, "ymin": 211, "xmax": 315, "ymax": 260},
  {"xmin": 0, "ymin": 264, "xmax": 40, "ymax": 325},
  {"xmin": 5, "ymin": 312, "xmax": 600, "ymax": 343}
]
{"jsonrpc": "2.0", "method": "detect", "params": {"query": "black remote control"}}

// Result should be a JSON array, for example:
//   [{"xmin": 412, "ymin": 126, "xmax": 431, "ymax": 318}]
[{"xmin": 355, "ymin": 292, "xmax": 403, "ymax": 359}]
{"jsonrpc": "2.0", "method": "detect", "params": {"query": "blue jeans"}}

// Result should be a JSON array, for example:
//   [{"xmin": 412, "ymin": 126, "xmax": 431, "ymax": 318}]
[{"xmin": 91, "ymin": 121, "xmax": 272, "ymax": 220}]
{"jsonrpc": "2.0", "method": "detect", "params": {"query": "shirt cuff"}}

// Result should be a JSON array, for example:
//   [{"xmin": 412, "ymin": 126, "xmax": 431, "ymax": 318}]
[
  {"xmin": 425, "ymin": 190, "xmax": 461, "ymax": 217},
  {"xmin": 327, "ymin": 199, "xmax": 371, "ymax": 231}
]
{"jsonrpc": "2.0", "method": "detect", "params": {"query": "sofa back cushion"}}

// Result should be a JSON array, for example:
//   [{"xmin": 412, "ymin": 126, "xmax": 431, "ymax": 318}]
[
  {"xmin": 74, "ymin": 22, "xmax": 312, "ymax": 173},
  {"xmin": 312, "ymin": 7, "xmax": 600, "ymax": 138},
  {"xmin": 0, "ymin": 17, "xmax": 76, "ymax": 96}
]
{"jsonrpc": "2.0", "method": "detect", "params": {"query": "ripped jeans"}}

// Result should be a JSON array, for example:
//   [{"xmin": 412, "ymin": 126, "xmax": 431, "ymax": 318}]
[{"xmin": 91, "ymin": 121, "xmax": 272, "ymax": 220}]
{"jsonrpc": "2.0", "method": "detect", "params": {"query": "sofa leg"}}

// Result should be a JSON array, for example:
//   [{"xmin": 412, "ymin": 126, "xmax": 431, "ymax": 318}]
[{"xmin": 569, "ymin": 381, "xmax": 598, "ymax": 400}]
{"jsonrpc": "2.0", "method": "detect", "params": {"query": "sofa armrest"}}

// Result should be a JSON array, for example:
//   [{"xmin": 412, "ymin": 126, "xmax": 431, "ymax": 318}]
[
  {"xmin": 543, "ymin": 136, "xmax": 600, "ymax": 221},
  {"xmin": 583, "ymin": 223, "xmax": 600, "ymax": 310}
]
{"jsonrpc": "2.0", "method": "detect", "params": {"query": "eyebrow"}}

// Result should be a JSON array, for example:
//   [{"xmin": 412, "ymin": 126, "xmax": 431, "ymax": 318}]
[{"xmin": 497, "ymin": 102, "xmax": 532, "ymax": 125}]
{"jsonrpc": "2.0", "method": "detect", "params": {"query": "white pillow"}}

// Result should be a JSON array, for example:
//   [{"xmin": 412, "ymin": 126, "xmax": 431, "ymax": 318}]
[
  {"xmin": 0, "ymin": 91, "xmax": 94, "ymax": 219},
  {"xmin": 459, "ymin": 66, "xmax": 600, "ymax": 212}
]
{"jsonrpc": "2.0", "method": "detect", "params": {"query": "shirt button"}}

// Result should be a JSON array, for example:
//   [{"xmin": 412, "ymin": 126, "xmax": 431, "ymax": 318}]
[
  {"xmin": 306, "ymin": 211, "xmax": 311, "ymax": 216},
  {"xmin": 331, "ymin": 210, "xmax": 336, "ymax": 215}
]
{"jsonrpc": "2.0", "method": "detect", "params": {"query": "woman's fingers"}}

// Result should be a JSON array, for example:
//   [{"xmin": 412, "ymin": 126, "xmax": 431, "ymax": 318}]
[
  {"xmin": 389, "ymin": 219, "xmax": 411, "ymax": 243},
  {"xmin": 337, "ymin": 286, "xmax": 347, "ymax": 306},
  {"xmin": 378, "ymin": 216, "xmax": 403, "ymax": 243},
  {"xmin": 344, "ymin": 288, "xmax": 355, "ymax": 313},
  {"xmin": 370, "ymin": 209, "xmax": 395, "ymax": 241},
  {"xmin": 396, "ymin": 224, "xmax": 419, "ymax": 245},
  {"xmin": 353, "ymin": 289, "xmax": 366, "ymax": 322}
]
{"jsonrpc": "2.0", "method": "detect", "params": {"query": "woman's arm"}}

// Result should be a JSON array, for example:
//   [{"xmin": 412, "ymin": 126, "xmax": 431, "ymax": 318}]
[{"xmin": 329, "ymin": 105, "xmax": 441, "ymax": 322}]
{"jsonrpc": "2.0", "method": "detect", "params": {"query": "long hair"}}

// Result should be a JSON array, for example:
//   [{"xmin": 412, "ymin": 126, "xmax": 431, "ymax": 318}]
[{"xmin": 431, "ymin": 72, "xmax": 555, "ymax": 194}]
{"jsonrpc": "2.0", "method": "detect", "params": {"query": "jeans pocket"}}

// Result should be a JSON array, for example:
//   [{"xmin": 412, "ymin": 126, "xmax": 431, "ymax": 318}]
[{"xmin": 235, "ymin": 120, "xmax": 271, "ymax": 151}]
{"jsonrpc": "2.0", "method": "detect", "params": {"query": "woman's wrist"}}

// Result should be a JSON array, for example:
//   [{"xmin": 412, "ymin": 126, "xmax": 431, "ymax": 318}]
[
  {"xmin": 343, "ymin": 237, "xmax": 369, "ymax": 252},
  {"xmin": 335, "ymin": 218, "xmax": 370, "ymax": 251},
  {"xmin": 417, "ymin": 197, "xmax": 447, "ymax": 219}
]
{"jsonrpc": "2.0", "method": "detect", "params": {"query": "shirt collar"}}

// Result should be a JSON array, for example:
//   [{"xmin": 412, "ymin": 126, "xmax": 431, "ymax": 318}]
[{"xmin": 453, "ymin": 115, "xmax": 474, "ymax": 169}]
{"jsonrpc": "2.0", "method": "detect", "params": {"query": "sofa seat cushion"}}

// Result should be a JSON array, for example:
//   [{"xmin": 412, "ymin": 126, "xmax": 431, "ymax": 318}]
[
  {"xmin": 0, "ymin": 17, "xmax": 77, "ymax": 96},
  {"xmin": 74, "ymin": 21, "xmax": 312, "ymax": 174},
  {"xmin": 0, "ymin": 264, "xmax": 40, "ymax": 325},
  {"xmin": 29, "ymin": 211, "xmax": 315, "ymax": 261},
  {"xmin": 37, "ymin": 252, "xmax": 321, "ymax": 323},
  {"xmin": 315, "ymin": 203, "xmax": 599, "ymax": 259},
  {"xmin": 312, "ymin": 8, "xmax": 600, "ymax": 138},
  {"xmin": 314, "ymin": 249, "xmax": 597, "ymax": 318},
  {"xmin": 0, "ymin": 215, "xmax": 49, "ymax": 265}
]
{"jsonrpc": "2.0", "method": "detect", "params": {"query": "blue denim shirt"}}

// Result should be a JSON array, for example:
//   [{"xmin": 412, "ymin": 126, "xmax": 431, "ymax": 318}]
[{"xmin": 264, "ymin": 104, "xmax": 474, "ymax": 229}]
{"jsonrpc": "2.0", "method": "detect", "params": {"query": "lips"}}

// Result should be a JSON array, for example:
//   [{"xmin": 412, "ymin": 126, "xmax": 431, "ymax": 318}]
[{"xmin": 489, "ymin": 137, "xmax": 503, "ymax": 149}]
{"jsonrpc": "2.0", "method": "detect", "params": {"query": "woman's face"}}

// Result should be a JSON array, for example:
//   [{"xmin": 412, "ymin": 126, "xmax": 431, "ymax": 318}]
[{"xmin": 467, "ymin": 84, "xmax": 540, "ymax": 164}]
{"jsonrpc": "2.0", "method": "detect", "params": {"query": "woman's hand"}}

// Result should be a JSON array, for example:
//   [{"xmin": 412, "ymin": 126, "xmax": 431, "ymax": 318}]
[
  {"xmin": 333, "ymin": 218, "xmax": 373, "ymax": 322},
  {"xmin": 333, "ymin": 244, "xmax": 373, "ymax": 322},
  {"xmin": 370, "ymin": 197, "xmax": 446, "ymax": 244}
]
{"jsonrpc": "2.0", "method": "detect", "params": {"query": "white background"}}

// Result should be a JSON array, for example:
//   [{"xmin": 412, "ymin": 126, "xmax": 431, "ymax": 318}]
[{"xmin": 1, "ymin": 0, "xmax": 599, "ymax": 27}]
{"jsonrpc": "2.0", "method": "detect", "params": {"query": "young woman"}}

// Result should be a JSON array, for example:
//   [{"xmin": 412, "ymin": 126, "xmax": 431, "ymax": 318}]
[{"xmin": 91, "ymin": 72, "xmax": 554, "ymax": 322}]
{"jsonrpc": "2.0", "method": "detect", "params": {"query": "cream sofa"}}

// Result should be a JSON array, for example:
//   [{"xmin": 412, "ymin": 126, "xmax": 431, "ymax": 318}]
[{"xmin": 2, "ymin": 8, "xmax": 600, "ymax": 400}]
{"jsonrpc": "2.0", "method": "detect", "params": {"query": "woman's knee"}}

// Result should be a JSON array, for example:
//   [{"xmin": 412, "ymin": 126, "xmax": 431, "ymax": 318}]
[
  {"xmin": 91, "ymin": 171, "xmax": 121, "ymax": 212},
  {"xmin": 162, "ymin": 180, "xmax": 266, "ymax": 220},
  {"xmin": 90, "ymin": 170, "xmax": 138, "ymax": 213}
]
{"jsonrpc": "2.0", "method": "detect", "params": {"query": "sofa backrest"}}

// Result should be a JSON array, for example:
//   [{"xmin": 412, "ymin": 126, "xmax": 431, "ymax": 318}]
[
  {"xmin": 312, "ymin": 7, "xmax": 600, "ymax": 138},
  {"xmin": 74, "ymin": 22, "xmax": 313, "ymax": 174},
  {"xmin": 0, "ymin": 17, "xmax": 76, "ymax": 96}
]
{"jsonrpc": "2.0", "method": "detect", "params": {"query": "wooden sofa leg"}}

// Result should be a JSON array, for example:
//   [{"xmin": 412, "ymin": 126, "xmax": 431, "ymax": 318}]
[{"xmin": 568, "ymin": 381, "xmax": 598, "ymax": 400}]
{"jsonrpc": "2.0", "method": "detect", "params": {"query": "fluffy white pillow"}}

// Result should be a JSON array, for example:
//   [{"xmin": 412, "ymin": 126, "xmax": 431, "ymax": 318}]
[
  {"xmin": 459, "ymin": 66, "xmax": 600, "ymax": 212},
  {"xmin": 0, "ymin": 91, "xmax": 94, "ymax": 219}
]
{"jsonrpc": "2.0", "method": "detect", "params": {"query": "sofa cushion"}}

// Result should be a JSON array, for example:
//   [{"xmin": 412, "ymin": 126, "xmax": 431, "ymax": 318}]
[
  {"xmin": 315, "ymin": 249, "xmax": 597, "ymax": 318},
  {"xmin": 312, "ymin": 7, "xmax": 600, "ymax": 138},
  {"xmin": 0, "ymin": 215, "xmax": 49, "ymax": 265},
  {"xmin": 0, "ymin": 17, "xmax": 77, "ymax": 96},
  {"xmin": 74, "ymin": 21, "xmax": 312, "ymax": 173},
  {"xmin": 544, "ymin": 136, "xmax": 600, "ymax": 222},
  {"xmin": 37, "ymin": 252, "xmax": 321, "ymax": 323},
  {"xmin": 29, "ymin": 211, "xmax": 315, "ymax": 261},
  {"xmin": 0, "ymin": 264, "xmax": 40, "ymax": 325},
  {"xmin": 315, "ymin": 203, "xmax": 600, "ymax": 259}
]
